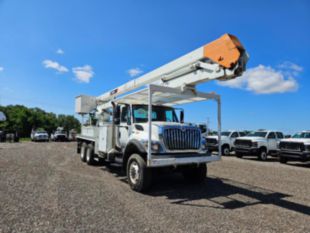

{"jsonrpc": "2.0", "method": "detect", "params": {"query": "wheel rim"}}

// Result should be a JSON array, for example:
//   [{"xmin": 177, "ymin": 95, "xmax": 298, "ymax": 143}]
[
  {"xmin": 261, "ymin": 151, "xmax": 267, "ymax": 160},
  {"xmin": 129, "ymin": 161, "xmax": 140, "ymax": 185},
  {"xmin": 224, "ymin": 148, "xmax": 230, "ymax": 155},
  {"xmin": 80, "ymin": 148, "xmax": 84, "ymax": 159},
  {"xmin": 86, "ymin": 150, "xmax": 90, "ymax": 162}
]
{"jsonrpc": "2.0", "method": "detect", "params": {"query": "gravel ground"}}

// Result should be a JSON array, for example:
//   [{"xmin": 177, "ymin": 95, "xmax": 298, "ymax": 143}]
[{"xmin": 0, "ymin": 142, "xmax": 309, "ymax": 233}]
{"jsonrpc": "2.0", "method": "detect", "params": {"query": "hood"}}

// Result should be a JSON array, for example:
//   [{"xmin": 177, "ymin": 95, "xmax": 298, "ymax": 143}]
[
  {"xmin": 35, "ymin": 132, "xmax": 48, "ymax": 136},
  {"xmin": 207, "ymin": 135, "xmax": 229, "ymax": 140},
  {"xmin": 281, "ymin": 138, "xmax": 310, "ymax": 144},
  {"xmin": 236, "ymin": 136, "xmax": 266, "ymax": 141}
]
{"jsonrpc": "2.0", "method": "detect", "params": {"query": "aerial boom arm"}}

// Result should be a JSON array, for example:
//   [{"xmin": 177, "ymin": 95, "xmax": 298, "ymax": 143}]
[{"xmin": 96, "ymin": 34, "xmax": 248, "ymax": 103}]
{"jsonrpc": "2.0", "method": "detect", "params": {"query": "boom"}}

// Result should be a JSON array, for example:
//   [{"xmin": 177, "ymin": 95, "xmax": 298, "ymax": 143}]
[{"xmin": 97, "ymin": 34, "xmax": 248, "ymax": 103}]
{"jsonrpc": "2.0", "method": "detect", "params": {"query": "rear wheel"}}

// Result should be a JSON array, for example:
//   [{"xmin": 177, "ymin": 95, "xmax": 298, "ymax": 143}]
[
  {"xmin": 258, "ymin": 148, "xmax": 268, "ymax": 161},
  {"xmin": 127, "ymin": 154, "xmax": 152, "ymax": 192},
  {"xmin": 80, "ymin": 142, "xmax": 87, "ymax": 162},
  {"xmin": 279, "ymin": 156, "xmax": 288, "ymax": 164},
  {"xmin": 182, "ymin": 164, "xmax": 207, "ymax": 183},
  {"xmin": 86, "ymin": 144, "xmax": 95, "ymax": 165}
]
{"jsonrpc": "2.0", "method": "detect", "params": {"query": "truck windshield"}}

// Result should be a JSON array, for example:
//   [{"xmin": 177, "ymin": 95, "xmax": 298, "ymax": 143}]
[
  {"xmin": 132, "ymin": 105, "xmax": 179, "ymax": 123},
  {"xmin": 247, "ymin": 131, "xmax": 267, "ymax": 137},
  {"xmin": 293, "ymin": 132, "xmax": 310, "ymax": 138},
  {"xmin": 221, "ymin": 131, "xmax": 231, "ymax": 136}
]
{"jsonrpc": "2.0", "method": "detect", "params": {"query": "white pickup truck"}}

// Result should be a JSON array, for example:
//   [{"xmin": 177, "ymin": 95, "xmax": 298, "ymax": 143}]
[
  {"xmin": 278, "ymin": 131, "xmax": 310, "ymax": 163},
  {"xmin": 206, "ymin": 131, "xmax": 246, "ymax": 155},
  {"xmin": 234, "ymin": 130, "xmax": 284, "ymax": 161}
]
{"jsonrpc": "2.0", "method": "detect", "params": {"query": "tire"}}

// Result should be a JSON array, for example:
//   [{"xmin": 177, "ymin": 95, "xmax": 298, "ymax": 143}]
[
  {"xmin": 86, "ymin": 144, "xmax": 95, "ymax": 165},
  {"xmin": 80, "ymin": 142, "xmax": 87, "ymax": 162},
  {"xmin": 127, "ymin": 154, "xmax": 152, "ymax": 192},
  {"xmin": 258, "ymin": 148, "xmax": 268, "ymax": 161},
  {"xmin": 279, "ymin": 156, "xmax": 288, "ymax": 164},
  {"xmin": 182, "ymin": 164, "xmax": 207, "ymax": 183},
  {"xmin": 222, "ymin": 145, "xmax": 230, "ymax": 156}
]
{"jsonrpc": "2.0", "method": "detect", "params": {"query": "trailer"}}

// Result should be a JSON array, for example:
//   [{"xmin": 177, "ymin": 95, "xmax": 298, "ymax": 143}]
[{"xmin": 75, "ymin": 34, "xmax": 249, "ymax": 192}]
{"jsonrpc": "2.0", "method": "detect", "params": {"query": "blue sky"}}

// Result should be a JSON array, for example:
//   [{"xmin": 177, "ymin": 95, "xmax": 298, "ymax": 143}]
[{"xmin": 0, "ymin": 0, "xmax": 309, "ymax": 133}]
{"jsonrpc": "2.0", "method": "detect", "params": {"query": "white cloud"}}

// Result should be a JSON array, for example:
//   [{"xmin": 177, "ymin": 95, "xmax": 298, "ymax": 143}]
[
  {"xmin": 0, "ymin": 66, "xmax": 4, "ymax": 72},
  {"xmin": 127, "ymin": 67, "xmax": 143, "ymax": 77},
  {"xmin": 56, "ymin": 48, "xmax": 64, "ymax": 55},
  {"xmin": 72, "ymin": 65, "xmax": 94, "ymax": 83},
  {"xmin": 217, "ymin": 62, "xmax": 302, "ymax": 94},
  {"xmin": 42, "ymin": 59, "xmax": 69, "ymax": 73}
]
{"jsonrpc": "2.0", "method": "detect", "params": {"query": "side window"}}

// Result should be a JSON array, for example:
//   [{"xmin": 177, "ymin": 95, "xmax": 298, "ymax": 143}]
[
  {"xmin": 121, "ymin": 106, "xmax": 129, "ymax": 123},
  {"xmin": 165, "ymin": 110, "xmax": 173, "ymax": 122},
  {"xmin": 268, "ymin": 132, "xmax": 276, "ymax": 139},
  {"xmin": 231, "ymin": 132, "xmax": 238, "ymax": 138},
  {"xmin": 239, "ymin": 132, "xmax": 246, "ymax": 137},
  {"xmin": 276, "ymin": 132, "xmax": 284, "ymax": 139}
]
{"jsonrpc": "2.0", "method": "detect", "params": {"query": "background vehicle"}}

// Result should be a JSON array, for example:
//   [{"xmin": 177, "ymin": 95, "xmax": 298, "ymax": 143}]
[
  {"xmin": 0, "ymin": 111, "xmax": 6, "ymax": 142},
  {"xmin": 234, "ymin": 130, "xmax": 284, "ymax": 161},
  {"xmin": 206, "ymin": 130, "xmax": 246, "ymax": 155},
  {"xmin": 31, "ymin": 129, "xmax": 49, "ymax": 142},
  {"xmin": 51, "ymin": 127, "xmax": 68, "ymax": 141},
  {"xmin": 75, "ymin": 34, "xmax": 249, "ymax": 192},
  {"xmin": 278, "ymin": 131, "xmax": 310, "ymax": 163}
]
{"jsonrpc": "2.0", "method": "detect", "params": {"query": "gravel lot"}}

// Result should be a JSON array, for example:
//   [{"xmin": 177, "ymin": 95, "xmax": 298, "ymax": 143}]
[{"xmin": 0, "ymin": 142, "xmax": 309, "ymax": 233}]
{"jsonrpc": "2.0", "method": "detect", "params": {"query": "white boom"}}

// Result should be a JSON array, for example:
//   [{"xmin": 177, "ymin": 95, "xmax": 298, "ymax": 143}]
[{"xmin": 96, "ymin": 34, "xmax": 248, "ymax": 104}]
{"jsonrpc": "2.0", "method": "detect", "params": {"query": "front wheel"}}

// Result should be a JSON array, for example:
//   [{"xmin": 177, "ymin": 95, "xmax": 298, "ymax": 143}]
[
  {"xmin": 222, "ymin": 145, "xmax": 230, "ymax": 156},
  {"xmin": 182, "ymin": 164, "xmax": 207, "ymax": 183},
  {"xmin": 127, "ymin": 154, "xmax": 152, "ymax": 192},
  {"xmin": 258, "ymin": 148, "xmax": 268, "ymax": 161}
]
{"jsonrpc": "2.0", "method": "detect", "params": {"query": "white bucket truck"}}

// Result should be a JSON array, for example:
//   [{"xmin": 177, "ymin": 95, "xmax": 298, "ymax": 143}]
[{"xmin": 75, "ymin": 34, "xmax": 249, "ymax": 192}]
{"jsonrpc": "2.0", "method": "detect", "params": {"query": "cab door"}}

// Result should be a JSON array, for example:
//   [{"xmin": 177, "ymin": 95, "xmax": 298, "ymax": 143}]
[
  {"xmin": 118, "ymin": 105, "xmax": 132, "ymax": 147},
  {"xmin": 267, "ymin": 132, "xmax": 277, "ymax": 152},
  {"xmin": 230, "ymin": 132, "xmax": 239, "ymax": 148}
]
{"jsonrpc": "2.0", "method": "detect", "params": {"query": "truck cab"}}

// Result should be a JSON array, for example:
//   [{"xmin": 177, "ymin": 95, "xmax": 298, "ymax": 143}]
[
  {"xmin": 234, "ymin": 130, "xmax": 284, "ymax": 161},
  {"xmin": 206, "ymin": 130, "xmax": 246, "ymax": 155}
]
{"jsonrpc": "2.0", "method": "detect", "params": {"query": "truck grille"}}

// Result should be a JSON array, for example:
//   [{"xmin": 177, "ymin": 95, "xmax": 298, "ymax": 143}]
[
  {"xmin": 206, "ymin": 138, "xmax": 218, "ymax": 145},
  {"xmin": 163, "ymin": 127, "xmax": 201, "ymax": 150},
  {"xmin": 279, "ymin": 142, "xmax": 305, "ymax": 151},
  {"xmin": 235, "ymin": 139, "xmax": 252, "ymax": 148}
]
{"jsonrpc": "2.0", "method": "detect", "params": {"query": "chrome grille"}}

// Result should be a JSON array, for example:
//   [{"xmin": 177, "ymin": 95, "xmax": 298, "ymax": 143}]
[
  {"xmin": 206, "ymin": 138, "xmax": 218, "ymax": 145},
  {"xmin": 279, "ymin": 142, "xmax": 304, "ymax": 151},
  {"xmin": 163, "ymin": 127, "xmax": 201, "ymax": 150},
  {"xmin": 235, "ymin": 139, "xmax": 252, "ymax": 148}
]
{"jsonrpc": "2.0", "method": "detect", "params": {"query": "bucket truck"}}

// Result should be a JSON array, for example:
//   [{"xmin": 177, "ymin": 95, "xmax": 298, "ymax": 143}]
[{"xmin": 75, "ymin": 34, "xmax": 249, "ymax": 192}]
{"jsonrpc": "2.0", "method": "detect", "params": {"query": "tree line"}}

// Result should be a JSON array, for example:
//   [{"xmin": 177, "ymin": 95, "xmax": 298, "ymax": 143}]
[{"xmin": 0, "ymin": 105, "xmax": 81, "ymax": 138}]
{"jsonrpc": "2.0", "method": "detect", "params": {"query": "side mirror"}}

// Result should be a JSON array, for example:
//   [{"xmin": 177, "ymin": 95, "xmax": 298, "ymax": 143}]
[
  {"xmin": 180, "ymin": 110, "xmax": 184, "ymax": 123},
  {"xmin": 113, "ymin": 105, "xmax": 121, "ymax": 125}
]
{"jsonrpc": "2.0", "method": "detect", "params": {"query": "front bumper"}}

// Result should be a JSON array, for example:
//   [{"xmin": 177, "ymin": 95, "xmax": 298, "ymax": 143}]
[
  {"xmin": 206, "ymin": 145, "xmax": 219, "ymax": 151},
  {"xmin": 148, "ymin": 153, "xmax": 219, "ymax": 167},
  {"xmin": 235, "ymin": 147, "xmax": 259, "ymax": 155},
  {"xmin": 280, "ymin": 150, "xmax": 310, "ymax": 161},
  {"xmin": 34, "ymin": 137, "xmax": 49, "ymax": 141}
]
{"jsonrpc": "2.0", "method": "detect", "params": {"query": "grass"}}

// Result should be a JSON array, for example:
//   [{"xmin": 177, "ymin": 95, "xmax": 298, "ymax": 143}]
[{"xmin": 19, "ymin": 138, "xmax": 31, "ymax": 142}]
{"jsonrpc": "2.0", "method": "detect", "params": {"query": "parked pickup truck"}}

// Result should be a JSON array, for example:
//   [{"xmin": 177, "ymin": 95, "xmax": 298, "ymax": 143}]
[
  {"xmin": 278, "ymin": 131, "xmax": 310, "ymax": 163},
  {"xmin": 31, "ymin": 129, "xmax": 49, "ymax": 142},
  {"xmin": 206, "ymin": 131, "xmax": 246, "ymax": 155},
  {"xmin": 234, "ymin": 130, "xmax": 284, "ymax": 161}
]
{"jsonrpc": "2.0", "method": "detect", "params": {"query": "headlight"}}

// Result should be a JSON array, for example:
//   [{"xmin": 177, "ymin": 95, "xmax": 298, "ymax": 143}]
[
  {"xmin": 141, "ymin": 140, "xmax": 162, "ymax": 153},
  {"xmin": 252, "ymin": 142, "xmax": 258, "ymax": 147}
]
